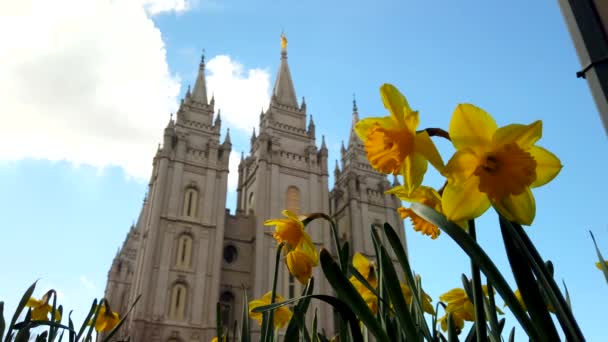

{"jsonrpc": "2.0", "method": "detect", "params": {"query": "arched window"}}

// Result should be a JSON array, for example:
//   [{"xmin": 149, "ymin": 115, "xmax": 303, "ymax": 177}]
[
  {"xmin": 175, "ymin": 234, "xmax": 193, "ymax": 269},
  {"xmin": 219, "ymin": 291, "xmax": 235, "ymax": 328},
  {"xmin": 169, "ymin": 283, "xmax": 187, "ymax": 320},
  {"xmin": 286, "ymin": 186, "xmax": 300, "ymax": 214},
  {"xmin": 183, "ymin": 188, "xmax": 198, "ymax": 218}
]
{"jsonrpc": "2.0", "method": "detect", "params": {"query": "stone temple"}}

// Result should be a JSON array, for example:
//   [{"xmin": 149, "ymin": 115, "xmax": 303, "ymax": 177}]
[{"xmin": 103, "ymin": 37, "xmax": 406, "ymax": 341}]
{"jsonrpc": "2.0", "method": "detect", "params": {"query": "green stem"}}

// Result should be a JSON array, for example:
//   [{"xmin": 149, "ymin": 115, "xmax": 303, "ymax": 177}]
[
  {"xmin": 263, "ymin": 242, "xmax": 284, "ymax": 342},
  {"xmin": 304, "ymin": 213, "xmax": 346, "ymax": 273},
  {"xmin": 468, "ymin": 220, "xmax": 487, "ymax": 342}
]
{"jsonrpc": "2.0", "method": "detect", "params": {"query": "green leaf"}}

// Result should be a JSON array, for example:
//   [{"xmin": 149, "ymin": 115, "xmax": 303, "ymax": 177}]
[
  {"xmin": 84, "ymin": 299, "xmax": 103, "ymax": 342},
  {"xmin": 446, "ymin": 313, "xmax": 458, "ymax": 342},
  {"xmin": 590, "ymin": 231, "xmax": 608, "ymax": 283},
  {"xmin": 410, "ymin": 203, "xmax": 541, "ymax": 341},
  {"xmin": 499, "ymin": 217, "xmax": 559, "ymax": 341},
  {"xmin": 5, "ymin": 281, "xmax": 36, "ymax": 342},
  {"xmin": 562, "ymin": 280, "xmax": 572, "ymax": 310},
  {"xmin": 240, "ymin": 287, "xmax": 251, "ymax": 342},
  {"xmin": 382, "ymin": 222, "xmax": 432, "ymax": 340},
  {"xmin": 68, "ymin": 311, "xmax": 75, "ymax": 342},
  {"xmin": 251, "ymin": 294, "xmax": 364, "ymax": 342},
  {"xmin": 340, "ymin": 241, "xmax": 350, "ymax": 276},
  {"xmin": 319, "ymin": 249, "xmax": 389, "ymax": 342},
  {"xmin": 508, "ymin": 327, "xmax": 515, "ymax": 342},
  {"xmin": 76, "ymin": 299, "xmax": 97, "ymax": 341},
  {"xmin": 284, "ymin": 278, "xmax": 313, "ymax": 342},
  {"xmin": 216, "ymin": 302, "xmax": 223, "ymax": 340},
  {"xmin": 378, "ymin": 246, "xmax": 420, "ymax": 341},
  {"xmin": 504, "ymin": 219, "xmax": 584, "ymax": 340},
  {"xmin": 466, "ymin": 220, "xmax": 487, "ymax": 341},
  {"xmin": 311, "ymin": 309, "xmax": 319, "ymax": 342},
  {"xmin": 0, "ymin": 302, "xmax": 5, "ymax": 341}
]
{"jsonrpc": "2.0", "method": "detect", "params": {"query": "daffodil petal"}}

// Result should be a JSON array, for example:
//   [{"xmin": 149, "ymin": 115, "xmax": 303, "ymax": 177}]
[
  {"xmin": 442, "ymin": 149, "xmax": 480, "ymax": 184},
  {"xmin": 492, "ymin": 120, "xmax": 542, "ymax": 149},
  {"xmin": 442, "ymin": 176, "xmax": 491, "ymax": 222},
  {"xmin": 414, "ymin": 130, "xmax": 445, "ymax": 171},
  {"xmin": 529, "ymin": 146, "xmax": 562, "ymax": 188},
  {"xmin": 353, "ymin": 252, "xmax": 371, "ymax": 279},
  {"xmin": 297, "ymin": 234, "xmax": 319, "ymax": 265},
  {"xmin": 492, "ymin": 187, "xmax": 536, "ymax": 225},
  {"xmin": 263, "ymin": 218, "xmax": 288, "ymax": 226},
  {"xmin": 450, "ymin": 104, "xmax": 497, "ymax": 153},
  {"xmin": 26, "ymin": 297, "xmax": 41, "ymax": 308},
  {"xmin": 403, "ymin": 110, "xmax": 420, "ymax": 132},
  {"xmin": 354, "ymin": 116, "xmax": 398, "ymax": 142},
  {"xmin": 400, "ymin": 152, "xmax": 428, "ymax": 195},
  {"xmin": 282, "ymin": 210, "xmax": 300, "ymax": 222},
  {"xmin": 380, "ymin": 84, "xmax": 412, "ymax": 126}
]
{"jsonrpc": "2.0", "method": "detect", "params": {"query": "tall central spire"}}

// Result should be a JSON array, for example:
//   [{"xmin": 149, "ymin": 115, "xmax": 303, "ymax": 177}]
[
  {"xmin": 191, "ymin": 50, "xmax": 208, "ymax": 104},
  {"xmin": 271, "ymin": 33, "xmax": 298, "ymax": 108}
]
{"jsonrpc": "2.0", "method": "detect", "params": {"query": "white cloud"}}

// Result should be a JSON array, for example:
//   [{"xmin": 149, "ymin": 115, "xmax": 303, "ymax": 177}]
[
  {"xmin": 0, "ymin": 0, "xmax": 186, "ymax": 179},
  {"xmin": 79, "ymin": 276, "xmax": 97, "ymax": 292},
  {"xmin": 227, "ymin": 151, "xmax": 241, "ymax": 191},
  {"xmin": 142, "ymin": 0, "xmax": 190, "ymax": 14},
  {"xmin": 206, "ymin": 55, "xmax": 271, "ymax": 132}
]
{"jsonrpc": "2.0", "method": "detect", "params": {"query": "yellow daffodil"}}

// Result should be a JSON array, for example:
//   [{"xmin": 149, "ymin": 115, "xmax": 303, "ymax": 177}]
[
  {"xmin": 265, "ymin": 210, "xmax": 319, "ymax": 286},
  {"xmin": 596, "ymin": 260, "xmax": 608, "ymax": 270},
  {"xmin": 355, "ymin": 84, "xmax": 444, "ymax": 194},
  {"xmin": 438, "ymin": 286, "xmax": 503, "ymax": 333},
  {"xmin": 26, "ymin": 294, "xmax": 61, "ymax": 321},
  {"xmin": 389, "ymin": 185, "xmax": 444, "ymax": 239},
  {"xmin": 211, "ymin": 337, "xmax": 225, "ymax": 342},
  {"xmin": 249, "ymin": 292, "xmax": 293, "ymax": 329},
  {"xmin": 348, "ymin": 253, "xmax": 379, "ymax": 313},
  {"xmin": 90, "ymin": 302, "xmax": 120, "ymax": 332},
  {"xmin": 361, "ymin": 287, "xmax": 378, "ymax": 314},
  {"xmin": 264, "ymin": 210, "xmax": 310, "ymax": 248},
  {"xmin": 286, "ymin": 248, "xmax": 316, "ymax": 284},
  {"xmin": 442, "ymin": 104, "xmax": 562, "ymax": 225},
  {"xmin": 438, "ymin": 288, "xmax": 474, "ymax": 333},
  {"xmin": 400, "ymin": 282, "xmax": 435, "ymax": 315}
]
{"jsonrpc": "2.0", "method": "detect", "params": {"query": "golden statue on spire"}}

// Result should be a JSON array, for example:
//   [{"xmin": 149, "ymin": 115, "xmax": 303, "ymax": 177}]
[{"xmin": 281, "ymin": 32, "xmax": 288, "ymax": 50}]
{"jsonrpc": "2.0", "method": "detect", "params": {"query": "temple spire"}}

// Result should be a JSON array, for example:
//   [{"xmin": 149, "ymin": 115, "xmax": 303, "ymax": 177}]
[
  {"xmin": 191, "ymin": 49, "xmax": 208, "ymax": 104},
  {"xmin": 352, "ymin": 93, "xmax": 359, "ymax": 125},
  {"xmin": 271, "ymin": 33, "xmax": 298, "ymax": 108}
]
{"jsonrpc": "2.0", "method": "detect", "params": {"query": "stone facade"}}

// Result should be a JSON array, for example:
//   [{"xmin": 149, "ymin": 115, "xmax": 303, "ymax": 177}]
[{"xmin": 103, "ymin": 41, "xmax": 405, "ymax": 342}]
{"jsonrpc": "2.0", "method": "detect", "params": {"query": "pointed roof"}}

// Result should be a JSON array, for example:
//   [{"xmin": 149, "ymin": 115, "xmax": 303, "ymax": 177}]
[
  {"xmin": 192, "ymin": 51, "xmax": 208, "ymax": 104},
  {"xmin": 271, "ymin": 35, "xmax": 298, "ymax": 108},
  {"xmin": 348, "ymin": 96, "xmax": 363, "ymax": 148}
]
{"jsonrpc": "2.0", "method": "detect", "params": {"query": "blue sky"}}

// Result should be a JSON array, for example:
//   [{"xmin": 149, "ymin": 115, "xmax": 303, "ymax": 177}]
[{"xmin": 1, "ymin": 0, "xmax": 606, "ymax": 339}]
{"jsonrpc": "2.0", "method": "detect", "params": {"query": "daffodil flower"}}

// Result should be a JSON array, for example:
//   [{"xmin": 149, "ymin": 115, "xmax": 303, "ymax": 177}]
[
  {"xmin": 348, "ymin": 253, "xmax": 379, "ymax": 313},
  {"xmin": 264, "ymin": 210, "xmax": 319, "ymax": 284},
  {"xmin": 596, "ymin": 260, "xmax": 608, "ymax": 270},
  {"xmin": 438, "ymin": 286, "xmax": 503, "ymax": 333},
  {"xmin": 351, "ymin": 252, "xmax": 377, "ymax": 288},
  {"xmin": 442, "ymin": 104, "xmax": 562, "ymax": 225},
  {"xmin": 286, "ymin": 248, "xmax": 316, "ymax": 284},
  {"xmin": 438, "ymin": 288, "xmax": 475, "ymax": 333},
  {"xmin": 400, "ymin": 281, "xmax": 435, "ymax": 315},
  {"xmin": 248, "ymin": 292, "xmax": 293, "ymax": 329},
  {"xmin": 389, "ymin": 185, "xmax": 468, "ymax": 239},
  {"xmin": 355, "ymin": 84, "xmax": 444, "ymax": 194},
  {"xmin": 26, "ymin": 294, "xmax": 61, "ymax": 321},
  {"xmin": 90, "ymin": 302, "xmax": 120, "ymax": 332}
]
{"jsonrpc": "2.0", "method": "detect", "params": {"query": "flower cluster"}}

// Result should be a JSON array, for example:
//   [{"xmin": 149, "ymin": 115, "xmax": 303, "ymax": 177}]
[
  {"xmin": 356, "ymin": 84, "xmax": 562, "ymax": 238},
  {"xmin": 264, "ymin": 210, "xmax": 319, "ymax": 284}
]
